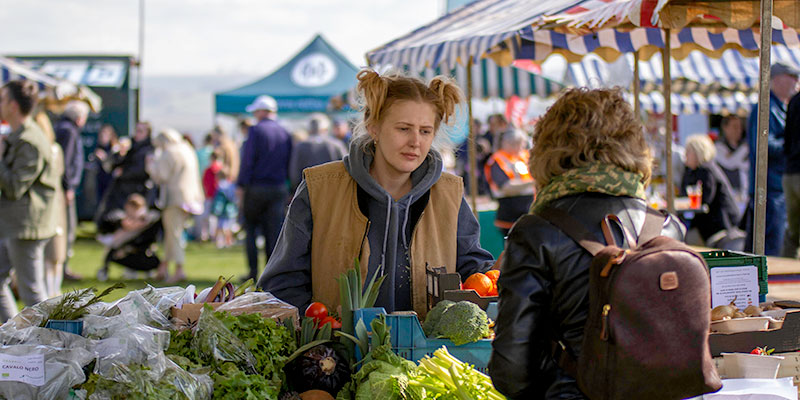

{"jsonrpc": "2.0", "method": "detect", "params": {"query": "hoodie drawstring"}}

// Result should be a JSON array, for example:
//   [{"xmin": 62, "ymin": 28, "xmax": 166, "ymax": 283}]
[
  {"xmin": 378, "ymin": 193, "xmax": 392, "ymax": 277},
  {"xmin": 401, "ymin": 195, "xmax": 413, "ymax": 250}
]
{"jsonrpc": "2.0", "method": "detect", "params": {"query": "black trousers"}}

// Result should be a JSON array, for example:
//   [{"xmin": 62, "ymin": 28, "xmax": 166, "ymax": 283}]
[{"xmin": 243, "ymin": 184, "xmax": 288, "ymax": 280}]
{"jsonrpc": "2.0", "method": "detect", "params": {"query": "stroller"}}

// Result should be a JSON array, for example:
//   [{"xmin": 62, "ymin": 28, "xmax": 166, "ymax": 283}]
[{"xmin": 96, "ymin": 209, "xmax": 162, "ymax": 281}]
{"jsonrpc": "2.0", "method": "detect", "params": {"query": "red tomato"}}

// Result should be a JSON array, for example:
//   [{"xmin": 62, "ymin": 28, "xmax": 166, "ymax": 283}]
[
  {"xmin": 750, "ymin": 348, "xmax": 764, "ymax": 355},
  {"xmin": 305, "ymin": 302, "xmax": 328, "ymax": 322},
  {"xmin": 319, "ymin": 315, "xmax": 342, "ymax": 329}
]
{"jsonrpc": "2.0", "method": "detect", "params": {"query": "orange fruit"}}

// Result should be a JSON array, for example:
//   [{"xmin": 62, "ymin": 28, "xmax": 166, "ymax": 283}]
[
  {"xmin": 485, "ymin": 270, "xmax": 500, "ymax": 283},
  {"xmin": 463, "ymin": 273, "xmax": 493, "ymax": 297},
  {"xmin": 488, "ymin": 281, "xmax": 498, "ymax": 297}
]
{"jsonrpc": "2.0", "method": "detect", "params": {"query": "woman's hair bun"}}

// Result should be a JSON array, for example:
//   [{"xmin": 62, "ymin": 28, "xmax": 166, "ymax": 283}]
[{"xmin": 429, "ymin": 76, "xmax": 463, "ymax": 125}]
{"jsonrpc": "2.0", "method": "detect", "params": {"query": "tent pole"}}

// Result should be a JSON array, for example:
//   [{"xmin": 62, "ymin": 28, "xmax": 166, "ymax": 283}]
[
  {"xmin": 467, "ymin": 57, "xmax": 479, "ymax": 218},
  {"xmin": 633, "ymin": 50, "xmax": 641, "ymax": 118},
  {"xmin": 663, "ymin": 29, "xmax": 674, "ymax": 214},
  {"xmin": 753, "ymin": 0, "xmax": 773, "ymax": 255}
]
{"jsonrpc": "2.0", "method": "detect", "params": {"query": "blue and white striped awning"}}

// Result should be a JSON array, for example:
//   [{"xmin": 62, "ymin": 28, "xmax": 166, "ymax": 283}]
[
  {"xmin": 367, "ymin": 0, "xmax": 590, "ymax": 70},
  {"xmin": 0, "ymin": 56, "xmax": 102, "ymax": 111},
  {"xmin": 1, "ymin": 56, "xmax": 63, "ymax": 94},
  {"xmin": 635, "ymin": 91, "xmax": 758, "ymax": 116},
  {"xmin": 410, "ymin": 57, "xmax": 563, "ymax": 99},
  {"xmin": 503, "ymin": 25, "xmax": 800, "ymax": 63},
  {"xmin": 569, "ymin": 46, "xmax": 800, "ymax": 95}
]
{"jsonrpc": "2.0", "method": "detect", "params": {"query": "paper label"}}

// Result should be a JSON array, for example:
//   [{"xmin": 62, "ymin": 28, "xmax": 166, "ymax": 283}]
[
  {"xmin": 710, "ymin": 265, "xmax": 759, "ymax": 309},
  {"xmin": 0, "ymin": 353, "xmax": 45, "ymax": 386}
]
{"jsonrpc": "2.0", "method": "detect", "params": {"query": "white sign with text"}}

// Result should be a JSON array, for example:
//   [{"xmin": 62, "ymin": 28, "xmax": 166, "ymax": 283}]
[
  {"xmin": 710, "ymin": 265, "xmax": 759, "ymax": 310},
  {"xmin": 0, "ymin": 353, "xmax": 45, "ymax": 386}
]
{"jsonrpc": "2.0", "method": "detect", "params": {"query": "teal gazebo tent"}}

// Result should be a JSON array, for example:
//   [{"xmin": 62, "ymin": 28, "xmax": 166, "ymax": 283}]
[{"xmin": 215, "ymin": 34, "xmax": 359, "ymax": 114}]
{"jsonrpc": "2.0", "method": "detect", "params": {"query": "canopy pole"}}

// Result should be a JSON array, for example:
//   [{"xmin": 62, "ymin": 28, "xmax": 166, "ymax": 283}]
[
  {"xmin": 467, "ymin": 57, "xmax": 479, "ymax": 218},
  {"xmin": 663, "ymin": 29, "xmax": 674, "ymax": 214},
  {"xmin": 753, "ymin": 0, "xmax": 773, "ymax": 255},
  {"xmin": 633, "ymin": 50, "xmax": 641, "ymax": 118},
  {"xmin": 137, "ymin": 0, "xmax": 145, "ymax": 122}
]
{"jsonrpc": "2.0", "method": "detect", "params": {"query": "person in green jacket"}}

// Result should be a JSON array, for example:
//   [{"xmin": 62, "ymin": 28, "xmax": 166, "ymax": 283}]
[{"xmin": 0, "ymin": 80, "xmax": 59, "ymax": 322}]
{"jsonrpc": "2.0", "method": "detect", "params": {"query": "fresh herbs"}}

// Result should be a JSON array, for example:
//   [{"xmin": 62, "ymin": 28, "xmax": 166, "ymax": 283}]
[
  {"xmin": 165, "ymin": 306, "xmax": 297, "ymax": 399},
  {"xmin": 42, "ymin": 283, "xmax": 125, "ymax": 325}
]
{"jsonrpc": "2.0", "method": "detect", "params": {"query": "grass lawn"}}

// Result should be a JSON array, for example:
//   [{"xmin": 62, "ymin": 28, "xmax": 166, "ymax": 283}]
[{"xmin": 55, "ymin": 222, "xmax": 252, "ymax": 303}]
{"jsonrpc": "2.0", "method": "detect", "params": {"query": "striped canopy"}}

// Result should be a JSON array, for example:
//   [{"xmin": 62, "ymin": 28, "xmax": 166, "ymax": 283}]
[
  {"xmin": 410, "ymin": 57, "xmax": 563, "ymax": 99},
  {"xmin": 0, "ymin": 56, "xmax": 102, "ymax": 111},
  {"xmin": 535, "ymin": 0, "xmax": 799, "ymax": 32},
  {"xmin": 570, "ymin": 46, "xmax": 800, "ymax": 94},
  {"xmin": 636, "ymin": 90, "xmax": 758, "ymax": 115},
  {"xmin": 366, "ymin": 0, "xmax": 591, "ymax": 71},
  {"xmin": 499, "ymin": 25, "xmax": 800, "ymax": 63}
]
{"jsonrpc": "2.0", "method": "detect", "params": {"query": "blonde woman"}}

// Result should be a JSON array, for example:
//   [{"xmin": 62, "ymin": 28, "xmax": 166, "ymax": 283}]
[
  {"xmin": 489, "ymin": 88, "xmax": 686, "ymax": 398},
  {"xmin": 682, "ymin": 134, "xmax": 742, "ymax": 249},
  {"xmin": 258, "ymin": 70, "xmax": 494, "ymax": 316},
  {"xmin": 146, "ymin": 128, "xmax": 204, "ymax": 282}
]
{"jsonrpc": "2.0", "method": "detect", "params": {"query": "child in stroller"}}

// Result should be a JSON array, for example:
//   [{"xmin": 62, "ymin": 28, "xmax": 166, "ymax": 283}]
[{"xmin": 96, "ymin": 194, "xmax": 162, "ymax": 281}]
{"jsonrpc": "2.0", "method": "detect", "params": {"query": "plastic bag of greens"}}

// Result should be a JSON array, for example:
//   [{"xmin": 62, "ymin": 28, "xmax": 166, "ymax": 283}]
[
  {"xmin": 99, "ymin": 291, "xmax": 172, "ymax": 330},
  {"xmin": 0, "ymin": 326, "xmax": 93, "ymax": 351},
  {"xmin": 216, "ymin": 292, "xmax": 299, "ymax": 327},
  {"xmin": 85, "ymin": 353, "xmax": 213, "ymax": 400},
  {"xmin": 103, "ymin": 285, "xmax": 186, "ymax": 321},
  {"xmin": 193, "ymin": 305, "xmax": 257, "ymax": 374},
  {"xmin": 91, "ymin": 324, "xmax": 171, "ymax": 378},
  {"xmin": 0, "ymin": 344, "xmax": 94, "ymax": 400}
]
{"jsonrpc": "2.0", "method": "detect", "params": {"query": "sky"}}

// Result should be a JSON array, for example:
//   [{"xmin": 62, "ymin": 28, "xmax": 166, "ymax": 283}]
[{"xmin": 0, "ymin": 0, "xmax": 440, "ymax": 76}]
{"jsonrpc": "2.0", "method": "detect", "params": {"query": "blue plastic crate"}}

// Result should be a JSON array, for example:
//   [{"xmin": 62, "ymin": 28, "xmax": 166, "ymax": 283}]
[
  {"xmin": 354, "ymin": 304, "xmax": 496, "ymax": 373},
  {"xmin": 44, "ymin": 320, "xmax": 83, "ymax": 336}
]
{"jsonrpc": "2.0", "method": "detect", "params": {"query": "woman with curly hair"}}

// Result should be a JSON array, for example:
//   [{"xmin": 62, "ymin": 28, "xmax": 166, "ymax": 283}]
[
  {"xmin": 258, "ymin": 69, "xmax": 494, "ymax": 316},
  {"xmin": 489, "ymin": 88, "xmax": 686, "ymax": 399}
]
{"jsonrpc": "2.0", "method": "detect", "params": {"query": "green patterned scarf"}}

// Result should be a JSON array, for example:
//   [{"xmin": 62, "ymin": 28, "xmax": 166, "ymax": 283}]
[{"xmin": 530, "ymin": 163, "xmax": 647, "ymax": 214}]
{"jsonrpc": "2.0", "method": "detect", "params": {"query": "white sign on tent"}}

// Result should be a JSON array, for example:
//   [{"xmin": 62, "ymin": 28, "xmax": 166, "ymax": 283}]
[{"xmin": 291, "ymin": 53, "xmax": 337, "ymax": 87}]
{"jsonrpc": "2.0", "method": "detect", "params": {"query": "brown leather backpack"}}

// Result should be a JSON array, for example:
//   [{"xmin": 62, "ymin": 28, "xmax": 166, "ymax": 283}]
[{"xmin": 539, "ymin": 206, "xmax": 722, "ymax": 400}]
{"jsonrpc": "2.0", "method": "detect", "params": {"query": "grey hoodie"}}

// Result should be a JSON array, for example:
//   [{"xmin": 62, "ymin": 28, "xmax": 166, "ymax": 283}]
[{"xmin": 258, "ymin": 142, "xmax": 494, "ymax": 313}]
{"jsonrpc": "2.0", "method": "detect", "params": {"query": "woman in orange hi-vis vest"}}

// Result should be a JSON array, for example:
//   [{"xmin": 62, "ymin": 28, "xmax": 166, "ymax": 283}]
[{"xmin": 484, "ymin": 129, "xmax": 535, "ymax": 236}]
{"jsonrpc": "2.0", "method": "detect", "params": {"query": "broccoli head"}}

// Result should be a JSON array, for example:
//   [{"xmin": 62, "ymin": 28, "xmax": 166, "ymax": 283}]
[
  {"xmin": 422, "ymin": 300, "xmax": 455, "ymax": 336},
  {"xmin": 434, "ymin": 301, "xmax": 490, "ymax": 346}
]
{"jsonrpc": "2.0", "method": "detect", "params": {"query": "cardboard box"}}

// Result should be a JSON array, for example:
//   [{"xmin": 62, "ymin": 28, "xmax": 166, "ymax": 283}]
[
  {"xmin": 709, "ymin": 310, "xmax": 800, "ymax": 356},
  {"xmin": 170, "ymin": 300, "xmax": 299, "ymax": 326},
  {"xmin": 426, "ymin": 266, "xmax": 498, "ymax": 310},
  {"xmin": 170, "ymin": 302, "xmax": 225, "ymax": 325}
]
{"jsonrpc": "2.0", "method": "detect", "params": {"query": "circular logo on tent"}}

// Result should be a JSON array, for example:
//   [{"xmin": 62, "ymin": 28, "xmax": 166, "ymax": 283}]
[{"xmin": 291, "ymin": 53, "xmax": 337, "ymax": 87}]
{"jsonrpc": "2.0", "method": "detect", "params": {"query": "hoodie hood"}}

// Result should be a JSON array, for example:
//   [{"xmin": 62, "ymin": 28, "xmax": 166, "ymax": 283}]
[
  {"xmin": 343, "ymin": 141, "xmax": 443, "ymax": 204},
  {"xmin": 342, "ymin": 140, "xmax": 444, "ymax": 311}
]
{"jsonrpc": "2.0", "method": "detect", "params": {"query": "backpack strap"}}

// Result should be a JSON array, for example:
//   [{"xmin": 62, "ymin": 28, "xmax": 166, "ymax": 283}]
[
  {"xmin": 638, "ymin": 208, "xmax": 667, "ymax": 245},
  {"xmin": 538, "ymin": 206, "xmax": 606, "ymax": 256}
]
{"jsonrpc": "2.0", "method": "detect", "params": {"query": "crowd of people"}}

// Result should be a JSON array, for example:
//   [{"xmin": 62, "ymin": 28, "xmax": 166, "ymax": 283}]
[
  {"xmin": 671, "ymin": 62, "xmax": 800, "ymax": 256},
  {"xmin": 0, "ymin": 77, "xmax": 362, "ymax": 319}
]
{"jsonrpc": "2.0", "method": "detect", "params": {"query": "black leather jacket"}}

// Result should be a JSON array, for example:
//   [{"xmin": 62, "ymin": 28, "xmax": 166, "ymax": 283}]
[{"xmin": 488, "ymin": 193, "xmax": 685, "ymax": 399}]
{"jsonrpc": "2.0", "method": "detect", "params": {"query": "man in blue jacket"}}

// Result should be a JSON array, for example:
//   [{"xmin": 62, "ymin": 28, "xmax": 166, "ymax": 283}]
[
  {"xmin": 236, "ymin": 95, "xmax": 292, "ymax": 282},
  {"xmin": 744, "ymin": 63, "xmax": 799, "ymax": 255},
  {"xmin": 782, "ymin": 73, "xmax": 800, "ymax": 258},
  {"xmin": 55, "ymin": 100, "xmax": 89, "ymax": 281}
]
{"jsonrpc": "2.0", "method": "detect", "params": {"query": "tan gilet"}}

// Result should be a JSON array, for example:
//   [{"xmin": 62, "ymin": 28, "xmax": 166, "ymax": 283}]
[{"xmin": 304, "ymin": 161, "xmax": 462, "ymax": 318}]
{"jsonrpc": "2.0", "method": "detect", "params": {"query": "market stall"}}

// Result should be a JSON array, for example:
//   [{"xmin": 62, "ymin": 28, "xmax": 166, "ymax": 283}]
[
  {"xmin": 214, "ymin": 34, "xmax": 359, "ymax": 115},
  {"xmin": 495, "ymin": 0, "xmax": 800, "ymax": 254}
]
